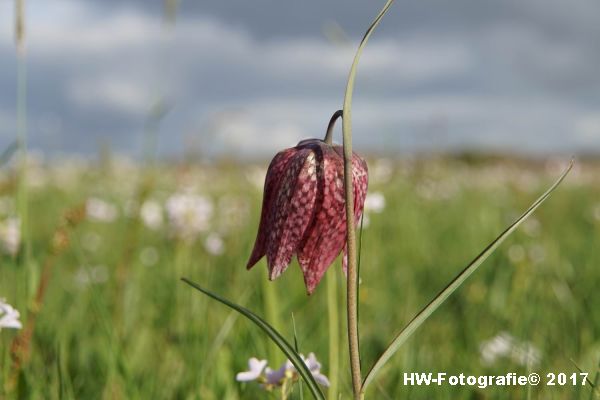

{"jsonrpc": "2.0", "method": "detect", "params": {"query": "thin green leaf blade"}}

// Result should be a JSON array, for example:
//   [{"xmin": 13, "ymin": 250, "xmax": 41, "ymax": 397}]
[
  {"xmin": 0, "ymin": 141, "xmax": 18, "ymax": 167},
  {"xmin": 181, "ymin": 278, "xmax": 325, "ymax": 400},
  {"xmin": 362, "ymin": 160, "xmax": 573, "ymax": 391}
]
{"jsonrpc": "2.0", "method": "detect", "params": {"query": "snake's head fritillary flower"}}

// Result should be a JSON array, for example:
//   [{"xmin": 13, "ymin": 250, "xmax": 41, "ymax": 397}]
[{"xmin": 247, "ymin": 138, "xmax": 368, "ymax": 294}]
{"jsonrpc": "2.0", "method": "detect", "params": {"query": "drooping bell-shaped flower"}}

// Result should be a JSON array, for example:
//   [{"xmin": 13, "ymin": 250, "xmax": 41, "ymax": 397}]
[{"xmin": 247, "ymin": 136, "xmax": 368, "ymax": 294}]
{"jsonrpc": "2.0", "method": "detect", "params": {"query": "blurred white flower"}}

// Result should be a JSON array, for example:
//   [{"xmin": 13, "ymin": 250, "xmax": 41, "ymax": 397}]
[
  {"xmin": 236, "ymin": 358, "xmax": 268, "ymax": 382},
  {"xmin": 372, "ymin": 158, "xmax": 393, "ymax": 184},
  {"xmin": 140, "ymin": 200, "xmax": 163, "ymax": 230},
  {"xmin": 86, "ymin": 197, "xmax": 118, "ymax": 222},
  {"xmin": 364, "ymin": 192, "xmax": 386, "ymax": 214},
  {"xmin": 480, "ymin": 332, "xmax": 541, "ymax": 367},
  {"xmin": 0, "ymin": 217, "xmax": 21, "ymax": 256},
  {"xmin": 507, "ymin": 244, "xmax": 525, "ymax": 264},
  {"xmin": 139, "ymin": 246, "xmax": 159, "ymax": 267},
  {"xmin": 0, "ymin": 299, "xmax": 22, "ymax": 330},
  {"xmin": 528, "ymin": 245, "xmax": 546, "ymax": 264},
  {"xmin": 74, "ymin": 265, "xmax": 109, "ymax": 287},
  {"xmin": 204, "ymin": 233, "xmax": 225, "ymax": 256},
  {"xmin": 165, "ymin": 193, "xmax": 213, "ymax": 240}
]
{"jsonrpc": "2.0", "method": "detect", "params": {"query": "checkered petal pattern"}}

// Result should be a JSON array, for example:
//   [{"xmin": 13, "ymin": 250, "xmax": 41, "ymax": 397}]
[{"xmin": 247, "ymin": 139, "xmax": 368, "ymax": 294}]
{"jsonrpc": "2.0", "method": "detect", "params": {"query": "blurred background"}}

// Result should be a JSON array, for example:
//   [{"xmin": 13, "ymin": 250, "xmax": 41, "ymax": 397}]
[
  {"xmin": 0, "ymin": 1, "xmax": 599, "ymax": 399},
  {"xmin": 0, "ymin": 0, "xmax": 599, "ymax": 158}
]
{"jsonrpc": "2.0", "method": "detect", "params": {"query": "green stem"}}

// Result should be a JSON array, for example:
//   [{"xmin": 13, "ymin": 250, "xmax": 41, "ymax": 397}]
[
  {"xmin": 263, "ymin": 278, "xmax": 283, "ymax": 365},
  {"xmin": 341, "ymin": 1, "xmax": 396, "ymax": 399},
  {"xmin": 326, "ymin": 270, "xmax": 340, "ymax": 400},
  {"xmin": 341, "ymin": 98, "xmax": 362, "ymax": 400},
  {"xmin": 324, "ymin": 110, "xmax": 343, "ymax": 145},
  {"xmin": 15, "ymin": 0, "xmax": 32, "ymax": 289},
  {"xmin": 280, "ymin": 379, "xmax": 288, "ymax": 400}
]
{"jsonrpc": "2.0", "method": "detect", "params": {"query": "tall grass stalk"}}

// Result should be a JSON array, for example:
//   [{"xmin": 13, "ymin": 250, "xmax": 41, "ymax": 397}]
[
  {"xmin": 590, "ymin": 356, "xmax": 600, "ymax": 400},
  {"xmin": 15, "ymin": 0, "xmax": 32, "ymax": 283},
  {"xmin": 8, "ymin": 205, "xmax": 85, "ymax": 391},
  {"xmin": 326, "ymin": 270, "xmax": 340, "ymax": 400},
  {"xmin": 262, "ymin": 278, "xmax": 284, "ymax": 365}
]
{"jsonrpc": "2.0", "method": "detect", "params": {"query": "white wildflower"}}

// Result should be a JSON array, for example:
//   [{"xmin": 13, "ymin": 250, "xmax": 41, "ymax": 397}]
[
  {"xmin": 264, "ymin": 360, "xmax": 294, "ymax": 386},
  {"xmin": 302, "ymin": 353, "xmax": 330, "ymax": 387},
  {"xmin": 372, "ymin": 158, "xmax": 393, "ymax": 184},
  {"xmin": 236, "ymin": 353, "xmax": 329, "ymax": 390},
  {"xmin": 528, "ymin": 245, "xmax": 546, "ymax": 264},
  {"xmin": 86, "ymin": 197, "xmax": 118, "ymax": 222},
  {"xmin": 74, "ymin": 265, "xmax": 109, "ymax": 287},
  {"xmin": 0, "ymin": 299, "xmax": 22, "ymax": 330},
  {"xmin": 165, "ymin": 193, "xmax": 213, "ymax": 240},
  {"xmin": 364, "ymin": 192, "xmax": 386, "ymax": 213},
  {"xmin": 507, "ymin": 244, "xmax": 525, "ymax": 264},
  {"xmin": 140, "ymin": 200, "xmax": 163, "ymax": 230},
  {"xmin": 236, "ymin": 358, "xmax": 268, "ymax": 382},
  {"xmin": 204, "ymin": 233, "xmax": 224, "ymax": 256},
  {"xmin": 0, "ymin": 217, "xmax": 21, "ymax": 256},
  {"xmin": 480, "ymin": 332, "xmax": 541, "ymax": 367}
]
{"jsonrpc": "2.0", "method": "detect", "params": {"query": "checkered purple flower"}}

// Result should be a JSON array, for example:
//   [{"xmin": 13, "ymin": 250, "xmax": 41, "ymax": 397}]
[{"xmin": 247, "ymin": 139, "xmax": 368, "ymax": 294}]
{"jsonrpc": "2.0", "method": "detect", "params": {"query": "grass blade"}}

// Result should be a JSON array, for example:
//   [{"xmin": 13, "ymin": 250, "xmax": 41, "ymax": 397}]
[
  {"xmin": 181, "ymin": 278, "xmax": 325, "ymax": 400},
  {"xmin": 362, "ymin": 160, "xmax": 573, "ymax": 392},
  {"xmin": 291, "ymin": 313, "xmax": 304, "ymax": 400},
  {"xmin": 589, "ymin": 355, "xmax": 600, "ymax": 400},
  {"xmin": 0, "ymin": 141, "xmax": 18, "ymax": 167}
]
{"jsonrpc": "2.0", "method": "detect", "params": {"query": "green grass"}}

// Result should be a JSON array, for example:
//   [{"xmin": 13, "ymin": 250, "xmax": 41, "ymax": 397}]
[{"xmin": 1, "ymin": 156, "xmax": 599, "ymax": 399}]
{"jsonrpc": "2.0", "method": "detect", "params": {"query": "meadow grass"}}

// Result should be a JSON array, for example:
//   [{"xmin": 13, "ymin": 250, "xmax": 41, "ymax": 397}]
[{"xmin": 0, "ymin": 155, "xmax": 599, "ymax": 399}]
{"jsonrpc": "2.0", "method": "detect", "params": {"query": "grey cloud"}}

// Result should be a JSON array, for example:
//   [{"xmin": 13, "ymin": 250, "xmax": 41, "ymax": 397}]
[{"xmin": 0, "ymin": 0, "xmax": 598, "ymax": 158}]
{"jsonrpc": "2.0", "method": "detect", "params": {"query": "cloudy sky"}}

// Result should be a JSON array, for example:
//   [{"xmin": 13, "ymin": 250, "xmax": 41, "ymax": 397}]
[{"xmin": 0, "ymin": 0, "xmax": 599, "ymax": 159}]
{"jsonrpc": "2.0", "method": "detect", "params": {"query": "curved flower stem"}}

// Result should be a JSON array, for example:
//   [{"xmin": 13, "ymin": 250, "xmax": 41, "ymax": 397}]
[
  {"xmin": 341, "ymin": 1, "xmax": 395, "ymax": 399},
  {"xmin": 324, "ymin": 110, "xmax": 343, "ymax": 145}
]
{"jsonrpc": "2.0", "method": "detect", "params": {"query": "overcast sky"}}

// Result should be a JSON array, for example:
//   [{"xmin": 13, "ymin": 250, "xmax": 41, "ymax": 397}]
[{"xmin": 0, "ymin": 0, "xmax": 599, "ymax": 159}]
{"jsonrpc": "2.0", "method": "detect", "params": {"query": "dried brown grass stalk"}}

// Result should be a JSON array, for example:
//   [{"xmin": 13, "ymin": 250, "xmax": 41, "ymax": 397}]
[{"xmin": 7, "ymin": 205, "xmax": 86, "ymax": 392}]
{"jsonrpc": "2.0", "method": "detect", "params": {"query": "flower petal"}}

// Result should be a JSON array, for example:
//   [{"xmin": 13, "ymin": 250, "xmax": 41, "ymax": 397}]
[
  {"xmin": 304, "ymin": 352, "xmax": 322, "ymax": 371},
  {"xmin": 265, "ymin": 148, "xmax": 318, "ymax": 279},
  {"xmin": 265, "ymin": 360, "xmax": 294, "ymax": 385},
  {"xmin": 313, "ymin": 372, "xmax": 331, "ymax": 387},
  {"xmin": 235, "ymin": 357, "xmax": 268, "ymax": 382},
  {"xmin": 298, "ymin": 148, "xmax": 368, "ymax": 294},
  {"xmin": 247, "ymin": 148, "xmax": 296, "ymax": 269},
  {"xmin": 297, "ymin": 148, "xmax": 347, "ymax": 294},
  {"xmin": 342, "ymin": 155, "xmax": 369, "ymax": 273},
  {"xmin": 0, "ymin": 300, "xmax": 22, "ymax": 330}
]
